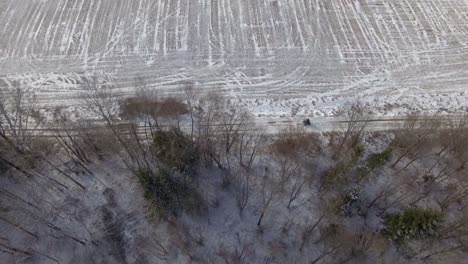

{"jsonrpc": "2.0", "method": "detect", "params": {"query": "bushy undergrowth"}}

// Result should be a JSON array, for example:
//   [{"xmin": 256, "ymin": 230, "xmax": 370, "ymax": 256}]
[
  {"xmin": 342, "ymin": 188, "xmax": 362, "ymax": 217},
  {"xmin": 270, "ymin": 128, "xmax": 321, "ymax": 158},
  {"xmin": 138, "ymin": 168, "xmax": 204, "ymax": 217},
  {"xmin": 152, "ymin": 128, "xmax": 198, "ymax": 175},
  {"xmin": 357, "ymin": 148, "xmax": 392, "ymax": 181},
  {"xmin": 138, "ymin": 128, "xmax": 204, "ymax": 217},
  {"xmin": 366, "ymin": 148, "xmax": 392, "ymax": 170},
  {"xmin": 120, "ymin": 97, "xmax": 188, "ymax": 119},
  {"xmin": 322, "ymin": 161, "xmax": 351, "ymax": 189},
  {"xmin": 383, "ymin": 208, "xmax": 443, "ymax": 241},
  {"xmin": 322, "ymin": 144, "xmax": 364, "ymax": 189}
]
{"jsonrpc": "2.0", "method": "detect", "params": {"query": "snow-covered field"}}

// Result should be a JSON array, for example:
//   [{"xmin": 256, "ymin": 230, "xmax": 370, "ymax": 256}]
[{"xmin": 0, "ymin": 0, "xmax": 467, "ymax": 118}]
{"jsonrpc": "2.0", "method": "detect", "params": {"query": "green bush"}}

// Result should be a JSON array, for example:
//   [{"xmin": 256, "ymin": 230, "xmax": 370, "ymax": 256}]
[
  {"xmin": 366, "ymin": 148, "xmax": 392, "ymax": 170},
  {"xmin": 357, "ymin": 148, "xmax": 392, "ymax": 181},
  {"xmin": 383, "ymin": 208, "xmax": 442, "ymax": 241},
  {"xmin": 323, "ymin": 144, "xmax": 363, "ymax": 189},
  {"xmin": 138, "ymin": 168, "xmax": 204, "ymax": 217},
  {"xmin": 152, "ymin": 128, "xmax": 198, "ymax": 175},
  {"xmin": 139, "ymin": 128, "xmax": 203, "ymax": 217},
  {"xmin": 351, "ymin": 143, "xmax": 365, "ymax": 162},
  {"xmin": 322, "ymin": 161, "xmax": 350, "ymax": 189}
]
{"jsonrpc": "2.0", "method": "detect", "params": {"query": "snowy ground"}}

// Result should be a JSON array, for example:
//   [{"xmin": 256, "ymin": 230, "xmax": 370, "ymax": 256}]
[
  {"xmin": 1, "ymin": 129, "xmax": 466, "ymax": 263},
  {"xmin": 0, "ymin": 0, "xmax": 467, "ymax": 119}
]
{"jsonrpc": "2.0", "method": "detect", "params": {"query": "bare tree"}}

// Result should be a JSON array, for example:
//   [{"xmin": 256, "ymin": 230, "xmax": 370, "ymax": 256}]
[
  {"xmin": 257, "ymin": 171, "xmax": 277, "ymax": 227},
  {"xmin": 234, "ymin": 168, "xmax": 253, "ymax": 217},
  {"xmin": 183, "ymin": 82, "xmax": 198, "ymax": 138},
  {"xmin": 0, "ymin": 86, "xmax": 45, "ymax": 171},
  {"xmin": 442, "ymin": 115, "xmax": 468, "ymax": 171},
  {"xmin": 0, "ymin": 86, "xmax": 44, "ymax": 153},
  {"xmin": 195, "ymin": 93, "xmax": 224, "ymax": 168},
  {"xmin": 219, "ymin": 106, "xmax": 250, "ymax": 156},
  {"xmin": 0, "ymin": 86, "xmax": 88, "ymax": 190},
  {"xmin": 438, "ymin": 182, "xmax": 468, "ymax": 211},
  {"xmin": 365, "ymin": 176, "xmax": 402, "ymax": 211},
  {"xmin": 195, "ymin": 94, "xmax": 265, "ymax": 173},
  {"xmin": 421, "ymin": 243, "xmax": 467, "ymax": 261},
  {"xmin": 332, "ymin": 103, "xmax": 371, "ymax": 160},
  {"xmin": 238, "ymin": 126, "xmax": 266, "ymax": 171},
  {"xmin": 217, "ymin": 242, "xmax": 253, "ymax": 264},
  {"xmin": 299, "ymin": 211, "xmax": 327, "ymax": 252},
  {"xmin": 311, "ymin": 223, "xmax": 346, "ymax": 263},
  {"xmin": 338, "ymin": 232, "xmax": 389, "ymax": 263},
  {"xmin": 82, "ymin": 76, "xmax": 160, "ymax": 175},
  {"xmin": 285, "ymin": 168, "xmax": 306, "ymax": 209},
  {"xmin": 390, "ymin": 114, "xmax": 441, "ymax": 169},
  {"xmin": 273, "ymin": 156, "xmax": 301, "ymax": 191}
]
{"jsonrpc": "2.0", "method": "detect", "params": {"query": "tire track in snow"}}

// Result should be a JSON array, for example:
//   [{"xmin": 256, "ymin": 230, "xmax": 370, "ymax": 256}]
[{"xmin": 0, "ymin": 0, "xmax": 467, "ymax": 119}]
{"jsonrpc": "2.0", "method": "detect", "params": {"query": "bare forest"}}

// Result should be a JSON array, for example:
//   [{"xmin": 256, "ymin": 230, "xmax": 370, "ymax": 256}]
[{"xmin": 0, "ymin": 80, "xmax": 467, "ymax": 263}]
